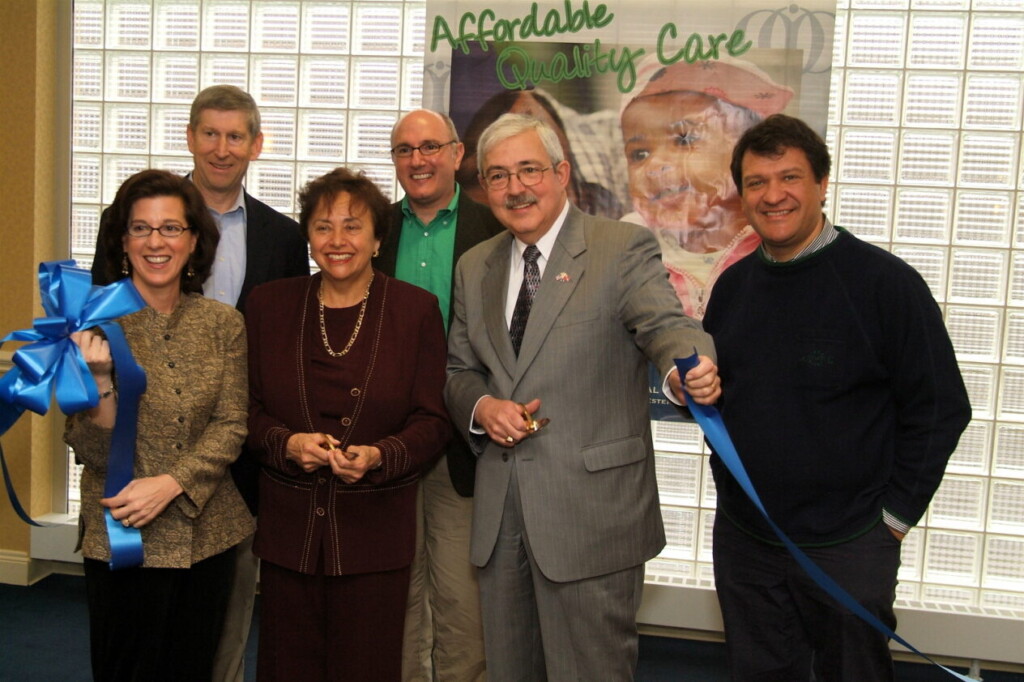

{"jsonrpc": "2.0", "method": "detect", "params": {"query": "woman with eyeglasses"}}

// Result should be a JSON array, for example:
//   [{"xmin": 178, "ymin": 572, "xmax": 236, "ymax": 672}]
[
  {"xmin": 245, "ymin": 167, "xmax": 450, "ymax": 681},
  {"xmin": 65, "ymin": 168, "xmax": 253, "ymax": 681}
]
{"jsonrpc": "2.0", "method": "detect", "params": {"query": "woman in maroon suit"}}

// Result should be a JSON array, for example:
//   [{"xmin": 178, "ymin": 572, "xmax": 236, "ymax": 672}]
[{"xmin": 245, "ymin": 167, "xmax": 451, "ymax": 681}]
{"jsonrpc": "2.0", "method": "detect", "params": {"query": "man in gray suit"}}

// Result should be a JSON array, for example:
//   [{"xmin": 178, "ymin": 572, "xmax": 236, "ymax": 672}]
[{"xmin": 445, "ymin": 113, "xmax": 721, "ymax": 681}]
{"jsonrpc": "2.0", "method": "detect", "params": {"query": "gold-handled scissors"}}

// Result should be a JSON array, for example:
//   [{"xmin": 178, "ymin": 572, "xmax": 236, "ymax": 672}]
[
  {"xmin": 519, "ymin": 404, "xmax": 550, "ymax": 434},
  {"xmin": 323, "ymin": 434, "xmax": 355, "ymax": 460}
]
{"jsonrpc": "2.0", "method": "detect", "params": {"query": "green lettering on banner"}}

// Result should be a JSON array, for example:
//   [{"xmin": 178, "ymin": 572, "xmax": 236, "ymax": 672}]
[
  {"xmin": 431, "ymin": 1, "xmax": 615, "ymax": 55},
  {"xmin": 430, "ymin": 14, "xmax": 457, "ymax": 53},
  {"xmin": 655, "ymin": 22, "xmax": 752, "ymax": 66},
  {"xmin": 542, "ymin": 6, "xmax": 564, "ymax": 36},
  {"xmin": 500, "ymin": 15, "xmax": 524, "ymax": 42},
  {"xmin": 430, "ymin": 5, "xmax": 757, "ymax": 95},
  {"xmin": 495, "ymin": 40, "xmax": 645, "ymax": 93}
]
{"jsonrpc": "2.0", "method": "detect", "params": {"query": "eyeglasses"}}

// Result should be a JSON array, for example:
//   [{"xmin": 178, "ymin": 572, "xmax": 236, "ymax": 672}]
[
  {"xmin": 390, "ymin": 140, "xmax": 457, "ymax": 158},
  {"xmin": 126, "ymin": 223, "xmax": 192, "ymax": 238},
  {"xmin": 481, "ymin": 166, "xmax": 551, "ymax": 191}
]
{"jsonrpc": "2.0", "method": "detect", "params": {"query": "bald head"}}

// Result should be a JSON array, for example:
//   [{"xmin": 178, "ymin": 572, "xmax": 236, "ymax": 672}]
[
  {"xmin": 392, "ymin": 110, "xmax": 459, "ymax": 147},
  {"xmin": 390, "ymin": 110, "xmax": 465, "ymax": 222}
]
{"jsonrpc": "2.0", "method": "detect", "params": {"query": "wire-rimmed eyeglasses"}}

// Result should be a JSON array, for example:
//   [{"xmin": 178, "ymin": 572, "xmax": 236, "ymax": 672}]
[
  {"xmin": 126, "ymin": 223, "xmax": 192, "ymax": 238},
  {"xmin": 481, "ymin": 166, "xmax": 551, "ymax": 191},
  {"xmin": 390, "ymin": 140, "xmax": 457, "ymax": 158}
]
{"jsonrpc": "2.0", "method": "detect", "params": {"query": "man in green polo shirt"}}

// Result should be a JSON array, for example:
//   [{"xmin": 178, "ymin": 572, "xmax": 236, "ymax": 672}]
[{"xmin": 378, "ymin": 109, "xmax": 503, "ymax": 682}]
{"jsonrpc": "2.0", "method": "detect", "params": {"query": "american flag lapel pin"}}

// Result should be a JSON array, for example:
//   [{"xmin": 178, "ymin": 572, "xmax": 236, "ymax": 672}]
[{"xmin": 555, "ymin": 272, "xmax": 570, "ymax": 283}]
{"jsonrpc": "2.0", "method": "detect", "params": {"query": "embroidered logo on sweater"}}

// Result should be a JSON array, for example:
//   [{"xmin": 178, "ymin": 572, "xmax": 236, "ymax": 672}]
[{"xmin": 800, "ymin": 349, "xmax": 835, "ymax": 369}]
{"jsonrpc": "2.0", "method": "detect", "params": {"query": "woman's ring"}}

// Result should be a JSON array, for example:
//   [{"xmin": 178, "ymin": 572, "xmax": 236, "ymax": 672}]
[{"xmin": 505, "ymin": 435, "xmax": 514, "ymax": 444}]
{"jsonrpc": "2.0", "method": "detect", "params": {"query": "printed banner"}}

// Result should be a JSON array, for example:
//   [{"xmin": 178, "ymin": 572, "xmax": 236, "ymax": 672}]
[{"xmin": 424, "ymin": 0, "xmax": 836, "ymax": 419}]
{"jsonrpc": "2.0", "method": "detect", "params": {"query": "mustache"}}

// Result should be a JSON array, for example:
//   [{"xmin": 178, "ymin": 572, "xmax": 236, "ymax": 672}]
[{"xmin": 504, "ymin": 193, "xmax": 537, "ymax": 210}]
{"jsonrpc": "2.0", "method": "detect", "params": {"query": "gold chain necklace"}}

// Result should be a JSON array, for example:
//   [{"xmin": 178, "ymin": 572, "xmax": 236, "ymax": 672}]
[{"xmin": 318, "ymin": 273, "xmax": 373, "ymax": 358}]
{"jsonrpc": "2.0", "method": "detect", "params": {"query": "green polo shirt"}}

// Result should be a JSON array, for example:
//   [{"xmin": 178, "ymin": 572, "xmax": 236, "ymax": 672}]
[{"xmin": 395, "ymin": 186, "xmax": 459, "ymax": 331}]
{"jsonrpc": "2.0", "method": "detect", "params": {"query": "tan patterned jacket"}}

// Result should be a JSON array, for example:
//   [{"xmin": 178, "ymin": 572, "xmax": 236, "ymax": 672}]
[{"xmin": 65, "ymin": 293, "xmax": 254, "ymax": 568}]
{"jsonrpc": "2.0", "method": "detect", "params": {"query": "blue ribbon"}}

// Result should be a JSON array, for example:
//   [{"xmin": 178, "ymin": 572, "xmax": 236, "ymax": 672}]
[
  {"xmin": 1, "ymin": 261, "xmax": 147, "ymax": 570},
  {"xmin": 676, "ymin": 352, "xmax": 974, "ymax": 682}
]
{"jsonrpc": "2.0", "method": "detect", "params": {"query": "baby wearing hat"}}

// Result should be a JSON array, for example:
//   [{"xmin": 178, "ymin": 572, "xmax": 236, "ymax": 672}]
[{"xmin": 620, "ymin": 53, "xmax": 793, "ymax": 318}]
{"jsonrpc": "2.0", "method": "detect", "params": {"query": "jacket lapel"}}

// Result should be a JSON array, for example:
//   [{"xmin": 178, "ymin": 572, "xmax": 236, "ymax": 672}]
[
  {"xmin": 513, "ymin": 207, "xmax": 587, "ymax": 384},
  {"xmin": 377, "ymin": 202, "xmax": 403, "ymax": 277},
  {"xmin": 482, "ymin": 233, "xmax": 517, "ymax": 380},
  {"xmin": 241, "ymin": 193, "xmax": 266, "ymax": 301}
]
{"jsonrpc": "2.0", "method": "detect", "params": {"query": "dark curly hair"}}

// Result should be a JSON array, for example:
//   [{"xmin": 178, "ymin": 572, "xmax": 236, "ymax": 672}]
[
  {"xmin": 730, "ymin": 114, "xmax": 831, "ymax": 196},
  {"xmin": 96, "ymin": 169, "xmax": 219, "ymax": 293},
  {"xmin": 297, "ymin": 167, "xmax": 390, "ymax": 245}
]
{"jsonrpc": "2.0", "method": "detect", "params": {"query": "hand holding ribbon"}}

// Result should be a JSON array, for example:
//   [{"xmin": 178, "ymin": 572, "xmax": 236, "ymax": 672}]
[{"xmin": 1, "ymin": 261, "xmax": 147, "ymax": 569}]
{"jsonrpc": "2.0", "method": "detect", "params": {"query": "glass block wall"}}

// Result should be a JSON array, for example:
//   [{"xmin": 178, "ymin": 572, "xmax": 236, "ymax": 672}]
[
  {"xmin": 70, "ymin": 0, "xmax": 426, "ymax": 269},
  {"xmin": 830, "ymin": 0, "xmax": 1024, "ymax": 613},
  {"xmin": 69, "ymin": 0, "xmax": 1024, "ymax": 618}
]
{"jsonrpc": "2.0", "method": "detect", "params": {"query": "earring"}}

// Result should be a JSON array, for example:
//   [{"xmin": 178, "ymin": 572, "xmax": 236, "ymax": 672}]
[
  {"xmin": 121, "ymin": 254, "xmax": 129, "ymax": 276},
  {"xmin": 186, "ymin": 263, "xmax": 196, "ymax": 279}
]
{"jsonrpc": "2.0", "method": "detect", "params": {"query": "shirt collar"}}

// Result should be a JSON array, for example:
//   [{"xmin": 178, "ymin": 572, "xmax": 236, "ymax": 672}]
[
  {"xmin": 400, "ymin": 185, "xmax": 460, "ymax": 223},
  {"xmin": 216, "ymin": 185, "xmax": 247, "ymax": 217},
  {"xmin": 512, "ymin": 200, "xmax": 569, "ymax": 265},
  {"xmin": 761, "ymin": 214, "xmax": 838, "ymax": 263},
  {"xmin": 184, "ymin": 171, "xmax": 247, "ymax": 218}
]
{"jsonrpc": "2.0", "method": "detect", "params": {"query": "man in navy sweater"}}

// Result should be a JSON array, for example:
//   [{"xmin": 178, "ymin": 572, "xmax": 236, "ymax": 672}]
[{"xmin": 703, "ymin": 114, "xmax": 971, "ymax": 681}]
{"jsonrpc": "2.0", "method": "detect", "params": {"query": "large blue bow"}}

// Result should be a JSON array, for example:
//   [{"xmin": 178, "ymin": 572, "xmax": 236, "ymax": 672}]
[
  {"xmin": 1, "ymin": 262, "xmax": 143, "ymax": 425},
  {"xmin": 1, "ymin": 261, "xmax": 147, "ymax": 569}
]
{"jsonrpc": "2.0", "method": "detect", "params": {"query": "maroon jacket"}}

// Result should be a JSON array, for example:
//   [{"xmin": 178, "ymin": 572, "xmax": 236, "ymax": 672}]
[{"xmin": 245, "ymin": 272, "xmax": 451, "ymax": 575}]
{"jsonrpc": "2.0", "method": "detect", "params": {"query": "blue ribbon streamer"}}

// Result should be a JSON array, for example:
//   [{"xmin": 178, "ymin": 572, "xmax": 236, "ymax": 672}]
[
  {"xmin": 1, "ymin": 261, "xmax": 147, "ymax": 570},
  {"xmin": 676, "ymin": 353, "xmax": 974, "ymax": 682},
  {"xmin": 98, "ymin": 320, "xmax": 146, "ymax": 570}
]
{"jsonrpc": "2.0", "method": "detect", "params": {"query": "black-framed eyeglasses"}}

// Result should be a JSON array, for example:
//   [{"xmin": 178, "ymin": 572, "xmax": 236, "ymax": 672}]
[
  {"xmin": 390, "ymin": 140, "xmax": 457, "ymax": 158},
  {"xmin": 126, "ymin": 223, "xmax": 192, "ymax": 238},
  {"xmin": 481, "ymin": 166, "xmax": 551, "ymax": 191}
]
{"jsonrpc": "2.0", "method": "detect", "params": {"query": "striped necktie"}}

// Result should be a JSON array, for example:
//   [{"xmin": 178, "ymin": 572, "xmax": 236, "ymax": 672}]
[{"xmin": 509, "ymin": 245, "xmax": 540, "ymax": 355}]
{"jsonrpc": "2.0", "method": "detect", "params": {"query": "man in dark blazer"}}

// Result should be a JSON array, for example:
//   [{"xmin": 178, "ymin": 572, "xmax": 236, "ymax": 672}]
[
  {"xmin": 378, "ymin": 109, "xmax": 502, "ymax": 682},
  {"xmin": 445, "ymin": 113, "xmax": 721, "ymax": 681},
  {"xmin": 90, "ymin": 85, "xmax": 308, "ymax": 682}
]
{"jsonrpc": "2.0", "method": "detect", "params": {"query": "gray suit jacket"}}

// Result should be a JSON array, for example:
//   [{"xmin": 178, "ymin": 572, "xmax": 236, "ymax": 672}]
[{"xmin": 445, "ymin": 204, "xmax": 715, "ymax": 583}]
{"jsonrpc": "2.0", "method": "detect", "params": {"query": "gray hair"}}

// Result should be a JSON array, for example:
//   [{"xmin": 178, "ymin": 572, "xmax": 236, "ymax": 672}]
[
  {"xmin": 476, "ymin": 113, "xmax": 565, "ymax": 174},
  {"xmin": 189, "ymin": 85, "xmax": 261, "ymax": 138}
]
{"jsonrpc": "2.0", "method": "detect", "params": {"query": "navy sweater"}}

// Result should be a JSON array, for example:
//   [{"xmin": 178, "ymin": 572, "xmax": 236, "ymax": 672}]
[{"xmin": 703, "ymin": 229, "xmax": 971, "ymax": 545}]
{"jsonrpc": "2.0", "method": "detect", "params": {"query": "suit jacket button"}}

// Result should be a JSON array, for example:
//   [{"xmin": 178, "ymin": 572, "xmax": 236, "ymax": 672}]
[
  {"xmin": 501, "ymin": 452, "xmax": 508, "ymax": 462},
  {"xmin": 316, "ymin": 507, "xmax": 325, "ymax": 516},
  {"xmin": 341, "ymin": 417, "xmax": 352, "ymax": 426}
]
